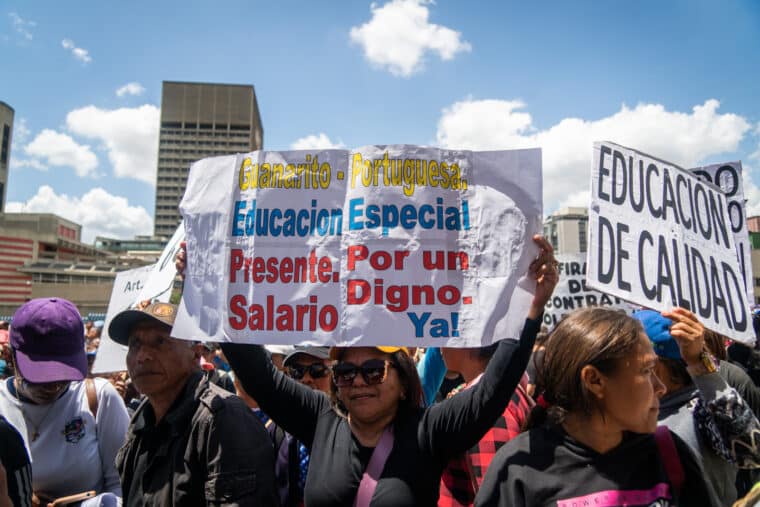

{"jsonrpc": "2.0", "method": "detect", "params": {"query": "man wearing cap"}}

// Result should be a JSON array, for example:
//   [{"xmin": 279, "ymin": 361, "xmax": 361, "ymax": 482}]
[
  {"xmin": 0, "ymin": 297, "xmax": 129, "ymax": 506},
  {"xmin": 108, "ymin": 302, "xmax": 277, "ymax": 507}
]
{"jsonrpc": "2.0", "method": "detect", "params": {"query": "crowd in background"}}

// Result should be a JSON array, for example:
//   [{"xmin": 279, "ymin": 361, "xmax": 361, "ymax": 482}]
[{"xmin": 2, "ymin": 238, "xmax": 760, "ymax": 506}]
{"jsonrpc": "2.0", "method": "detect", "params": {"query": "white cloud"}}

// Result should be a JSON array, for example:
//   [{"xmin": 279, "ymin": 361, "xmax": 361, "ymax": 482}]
[
  {"xmin": 10, "ymin": 158, "xmax": 47, "ymax": 171},
  {"xmin": 435, "ymin": 98, "xmax": 751, "ymax": 212},
  {"xmin": 349, "ymin": 0, "xmax": 471, "ymax": 77},
  {"xmin": 116, "ymin": 82, "xmax": 146, "ymax": 97},
  {"xmin": 6, "ymin": 186, "xmax": 153, "ymax": 243},
  {"xmin": 23, "ymin": 129, "xmax": 98, "ymax": 177},
  {"xmin": 11, "ymin": 118, "xmax": 30, "ymax": 147},
  {"xmin": 61, "ymin": 38, "xmax": 92, "ymax": 64},
  {"xmin": 66, "ymin": 105, "xmax": 160, "ymax": 184},
  {"xmin": 9, "ymin": 119, "xmax": 45, "ymax": 171},
  {"xmin": 742, "ymin": 166, "xmax": 760, "ymax": 218},
  {"xmin": 290, "ymin": 133, "xmax": 345, "ymax": 150},
  {"xmin": 9, "ymin": 12, "xmax": 36, "ymax": 41},
  {"xmin": 751, "ymin": 122, "xmax": 760, "ymax": 160}
]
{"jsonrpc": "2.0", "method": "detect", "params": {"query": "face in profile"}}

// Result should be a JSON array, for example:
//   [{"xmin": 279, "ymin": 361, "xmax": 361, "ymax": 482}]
[{"xmin": 593, "ymin": 332, "xmax": 666, "ymax": 434}]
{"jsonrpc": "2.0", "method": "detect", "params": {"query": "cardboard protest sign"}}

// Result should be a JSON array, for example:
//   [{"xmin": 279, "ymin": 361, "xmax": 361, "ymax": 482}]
[
  {"xmin": 136, "ymin": 221, "xmax": 185, "ymax": 303},
  {"xmin": 91, "ymin": 264, "xmax": 155, "ymax": 374},
  {"xmin": 690, "ymin": 162, "xmax": 753, "ymax": 305},
  {"xmin": 174, "ymin": 145, "xmax": 543, "ymax": 347},
  {"xmin": 92, "ymin": 227, "xmax": 185, "ymax": 373},
  {"xmin": 543, "ymin": 253, "xmax": 635, "ymax": 330},
  {"xmin": 587, "ymin": 142, "xmax": 753, "ymax": 344}
]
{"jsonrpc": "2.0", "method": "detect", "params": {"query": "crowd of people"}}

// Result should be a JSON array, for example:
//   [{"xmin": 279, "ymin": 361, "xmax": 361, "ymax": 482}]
[{"xmin": 1, "ymin": 235, "xmax": 760, "ymax": 506}]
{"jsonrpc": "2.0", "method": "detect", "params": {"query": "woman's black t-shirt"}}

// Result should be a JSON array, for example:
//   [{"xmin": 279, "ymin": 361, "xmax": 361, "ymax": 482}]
[{"xmin": 223, "ymin": 317, "xmax": 540, "ymax": 507}]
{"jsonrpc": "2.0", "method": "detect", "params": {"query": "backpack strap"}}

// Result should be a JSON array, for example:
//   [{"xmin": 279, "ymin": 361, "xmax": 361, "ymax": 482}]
[
  {"xmin": 654, "ymin": 426, "xmax": 684, "ymax": 499},
  {"xmin": 85, "ymin": 378, "xmax": 99, "ymax": 420},
  {"xmin": 353, "ymin": 425, "xmax": 394, "ymax": 507}
]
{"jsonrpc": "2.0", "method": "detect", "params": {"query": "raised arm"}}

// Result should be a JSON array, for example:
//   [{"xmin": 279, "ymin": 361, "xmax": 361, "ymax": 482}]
[
  {"xmin": 421, "ymin": 235, "xmax": 557, "ymax": 459},
  {"xmin": 666, "ymin": 308, "xmax": 760, "ymax": 468},
  {"xmin": 221, "ymin": 342, "xmax": 331, "ymax": 446}
]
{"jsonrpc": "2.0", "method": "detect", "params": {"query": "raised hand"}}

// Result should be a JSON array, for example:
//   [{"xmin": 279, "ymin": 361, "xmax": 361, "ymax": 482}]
[{"xmin": 528, "ymin": 235, "xmax": 559, "ymax": 320}]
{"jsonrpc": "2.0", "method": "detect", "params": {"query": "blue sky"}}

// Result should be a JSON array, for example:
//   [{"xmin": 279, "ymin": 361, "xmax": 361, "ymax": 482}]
[{"xmin": 2, "ymin": 0, "xmax": 759, "ymax": 242}]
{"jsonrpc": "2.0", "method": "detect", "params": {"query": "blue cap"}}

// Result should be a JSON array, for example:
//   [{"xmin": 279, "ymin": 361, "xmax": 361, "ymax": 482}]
[{"xmin": 633, "ymin": 310, "xmax": 681, "ymax": 361}]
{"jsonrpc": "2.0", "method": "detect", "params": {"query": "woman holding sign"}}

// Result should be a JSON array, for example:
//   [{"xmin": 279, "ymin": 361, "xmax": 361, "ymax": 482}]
[
  {"xmin": 634, "ymin": 308, "xmax": 760, "ymax": 505},
  {"xmin": 475, "ymin": 307, "xmax": 715, "ymax": 507},
  {"xmin": 178, "ymin": 235, "xmax": 558, "ymax": 507}
]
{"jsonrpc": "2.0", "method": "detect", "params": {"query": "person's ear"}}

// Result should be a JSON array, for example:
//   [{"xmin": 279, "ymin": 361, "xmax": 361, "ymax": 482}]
[
  {"xmin": 580, "ymin": 364, "xmax": 606, "ymax": 401},
  {"xmin": 191, "ymin": 343, "xmax": 204, "ymax": 360}
]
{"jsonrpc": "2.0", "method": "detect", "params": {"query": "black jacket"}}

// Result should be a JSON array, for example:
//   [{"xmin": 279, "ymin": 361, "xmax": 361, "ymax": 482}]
[
  {"xmin": 223, "ymin": 318, "xmax": 540, "ymax": 507},
  {"xmin": 475, "ymin": 425, "xmax": 716, "ymax": 507},
  {"xmin": 116, "ymin": 371, "xmax": 278, "ymax": 506}
]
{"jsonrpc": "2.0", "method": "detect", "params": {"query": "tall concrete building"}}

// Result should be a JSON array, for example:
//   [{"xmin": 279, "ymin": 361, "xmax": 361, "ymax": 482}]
[
  {"xmin": 0, "ymin": 101, "xmax": 13, "ymax": 212},
  {"xmin": 154, "ymin": 81, "xmax": 263, "ymax": 237},
  {"xmin": 543, "ymin": 207, "xmax": 589, "ymax": 254}
]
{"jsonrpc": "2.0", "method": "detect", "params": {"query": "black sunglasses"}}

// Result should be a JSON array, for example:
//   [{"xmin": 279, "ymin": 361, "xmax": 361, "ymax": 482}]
[
  {"xmin": 332, "ymin": 359, "xmax": 394, "ymax": 388},
  {"xmin": 287, "ymin": 363, "xmax": 330, "ymax": 380}
]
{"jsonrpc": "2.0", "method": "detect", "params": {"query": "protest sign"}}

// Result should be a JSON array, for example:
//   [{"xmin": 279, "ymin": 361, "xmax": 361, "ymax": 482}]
[
  {"xmin": 690, "ymin": 162, "xmax": 753, "ymax": 305},
  {"xmin": 174, "ymin": 145, "xmax": 543, "ymax": 347},
  {"xmin": 91, "ymin": 264, "xmax": 154, "ymax": 374},
  {"xmin": 92, "ymin": 227, "xmax": 185, "ymax": 373},
  {"xmin": 543, "ymin": 253, "xmax": 635, "ymax": 330},
  {"xmin": 587, "ymin": 142, "xmax": 753, "ymax": 344},
  {"xmin": 136, "ymin": 221, "xmax": 185, "ymax": 303}
]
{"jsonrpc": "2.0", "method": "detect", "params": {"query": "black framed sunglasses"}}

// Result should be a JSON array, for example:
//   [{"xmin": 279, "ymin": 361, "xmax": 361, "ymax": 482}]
[
  {"xmin": 287, "ymin": 363, "xmax": 331, "ymax": 380},
  {"xmin": 332, "ymin": 359, "xmax": 394, "ymax": 388}
]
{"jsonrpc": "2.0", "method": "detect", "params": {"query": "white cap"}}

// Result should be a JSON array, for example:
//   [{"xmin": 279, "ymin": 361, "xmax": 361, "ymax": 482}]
[{"xmin": 264, "ymin": 344, "xmax": 295, "ymax": 357}]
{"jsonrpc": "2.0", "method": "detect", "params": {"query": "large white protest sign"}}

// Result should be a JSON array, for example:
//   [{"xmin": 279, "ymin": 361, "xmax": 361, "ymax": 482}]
[
  {"xmin": 587, "ymin": 142, "xmax": 753, "ymax": 344},
  {"xmin": 544, "ymin": 253, "xmax": 635, "ymax": 330},
  {"xmin": 92, "ymin": 264, "xmax": 155, "ymax": 374},
  {"xmin": 173, "ymin": 145, "xmax": 543, "ymax": 347},
  {"xmin": 136, "ymin": 221, "xmax": 185, "ymax": 303},
  {"xmin": 690, "ymin": 162, "xmax": 753, "ymax": 305}
]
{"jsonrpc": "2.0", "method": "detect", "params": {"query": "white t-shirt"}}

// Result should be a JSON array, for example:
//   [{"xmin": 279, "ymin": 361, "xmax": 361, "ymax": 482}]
[{"xmin": 0, "ymin": 377, "xmax": 129, "ymax": 499}]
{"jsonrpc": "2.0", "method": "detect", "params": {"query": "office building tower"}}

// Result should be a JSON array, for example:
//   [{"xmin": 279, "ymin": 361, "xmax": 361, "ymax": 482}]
[
  {"xmin": 543, "ymin": 207, "xmax": 589, "ymax": 254},
  {"xmin": 154, "ymin": 81, "xmax": 263, "ymax": 237},
  {"xmin": 0, "ymin": 101, "xmax": 13, "ymax": 212}
]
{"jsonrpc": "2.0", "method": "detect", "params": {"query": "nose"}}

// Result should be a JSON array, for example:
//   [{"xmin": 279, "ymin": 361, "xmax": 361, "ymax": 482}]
[
  {"xmin": 135, "ymin": 344, "xmax": 154, "ymax": 363},
  {"xmin": 350, "ymin": 371, "xmax": 368, "ymax": 387},
  {"xmin": 652, "ymin": 370, "xmax": 667, "ymax": 398}
]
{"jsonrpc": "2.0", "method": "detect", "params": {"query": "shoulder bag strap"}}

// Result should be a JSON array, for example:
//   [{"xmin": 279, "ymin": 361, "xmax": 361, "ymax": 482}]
[
  {"xmin": 654, "ymin": 425, "xmax": 684, "ymax": 499},
  {"xmin": 85, "ymin": 378, "xmax": 99, "ymax": 421},
  {"xmin": 353, "ymin": 425, "xmax": 394, "ymax": 507}
]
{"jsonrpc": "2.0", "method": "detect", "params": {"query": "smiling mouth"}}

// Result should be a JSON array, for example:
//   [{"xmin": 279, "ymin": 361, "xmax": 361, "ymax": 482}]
[{"xmin": 350, "ymin": 393, "xmax": 374, "ymax": 400}]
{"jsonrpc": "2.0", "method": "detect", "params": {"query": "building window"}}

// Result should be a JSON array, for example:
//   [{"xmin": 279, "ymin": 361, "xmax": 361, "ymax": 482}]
[
  {"xmin": 755, "ymin": 278, "xmax": 760, "ymax": 287},
  {"xmin": 1, "ymin": 124, "xmax": 9, "ymax": 164},
  {"xmin": 578, "ymin": 221, "xmax": 587, "ymax": 253}
]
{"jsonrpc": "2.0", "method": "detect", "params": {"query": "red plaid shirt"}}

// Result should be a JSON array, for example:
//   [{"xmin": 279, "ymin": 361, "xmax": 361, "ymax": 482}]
[{"xmin": 438, "ymin": 373, "xmax": 533, "ymax": 507}]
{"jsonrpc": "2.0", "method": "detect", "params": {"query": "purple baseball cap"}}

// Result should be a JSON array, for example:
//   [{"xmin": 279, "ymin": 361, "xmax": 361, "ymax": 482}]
[{"xmin": 10, "ymin": 298, "xmax": 87, "ymax": 383}]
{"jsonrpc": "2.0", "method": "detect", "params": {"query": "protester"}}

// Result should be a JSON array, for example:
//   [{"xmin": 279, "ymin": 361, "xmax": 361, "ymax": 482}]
[
  {"xmin": 199, "ymin": 342, "xmax": 235, "ymax": 393},
  {"xmin": 635, "ymin": 308, "xmax": 760, "ymax": 505},
  {"xmin": 262, "ymin": 346, "xmax": 331, "ymax": 507},
  {"xmin": 0, "ymin": 298, "xmax": 128, "ymax": 507},
  {"xmin": 438, "ymin": 343, "xmax": 534, "ymax": 506},
  {"xmin": 201, "ymin": 235, "xmax": 558, "ymax": 506},
  {"xmin": 0, "ymin": 414, "xmax": 32, "ymax": 507},
  {"xmin": 284, "ymin": 346, "xmax": 332, "ymax": 393},
  {"xmin": 108, "ymin": 301, "xmax": 277, "ymax": 506},
  {"xmin": 0, "ymin": 331, "xmax": 11, "ymax": 380},
  {"xmin": 475, "ymin": 307, "xmax": 716, "ymax": 506}
]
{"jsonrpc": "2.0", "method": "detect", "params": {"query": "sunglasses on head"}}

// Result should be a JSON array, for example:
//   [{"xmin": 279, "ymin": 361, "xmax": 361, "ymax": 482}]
[
  {"xmin": 287, "ymin": 363, "xmax": 330, "ymax": 380},
  {"xmin": 332, "ymin": 359, "xmax": 394, "ymax": 388}
]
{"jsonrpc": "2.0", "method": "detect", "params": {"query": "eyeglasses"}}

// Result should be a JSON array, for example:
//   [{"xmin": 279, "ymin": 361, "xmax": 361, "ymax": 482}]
[
  {"xmin": 287, "ymin": 363, "xmax": 330, "ymax": 380},
  {"xmin": 332, "ymin": 359, "xmax": 393, "ymax": 388}
]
